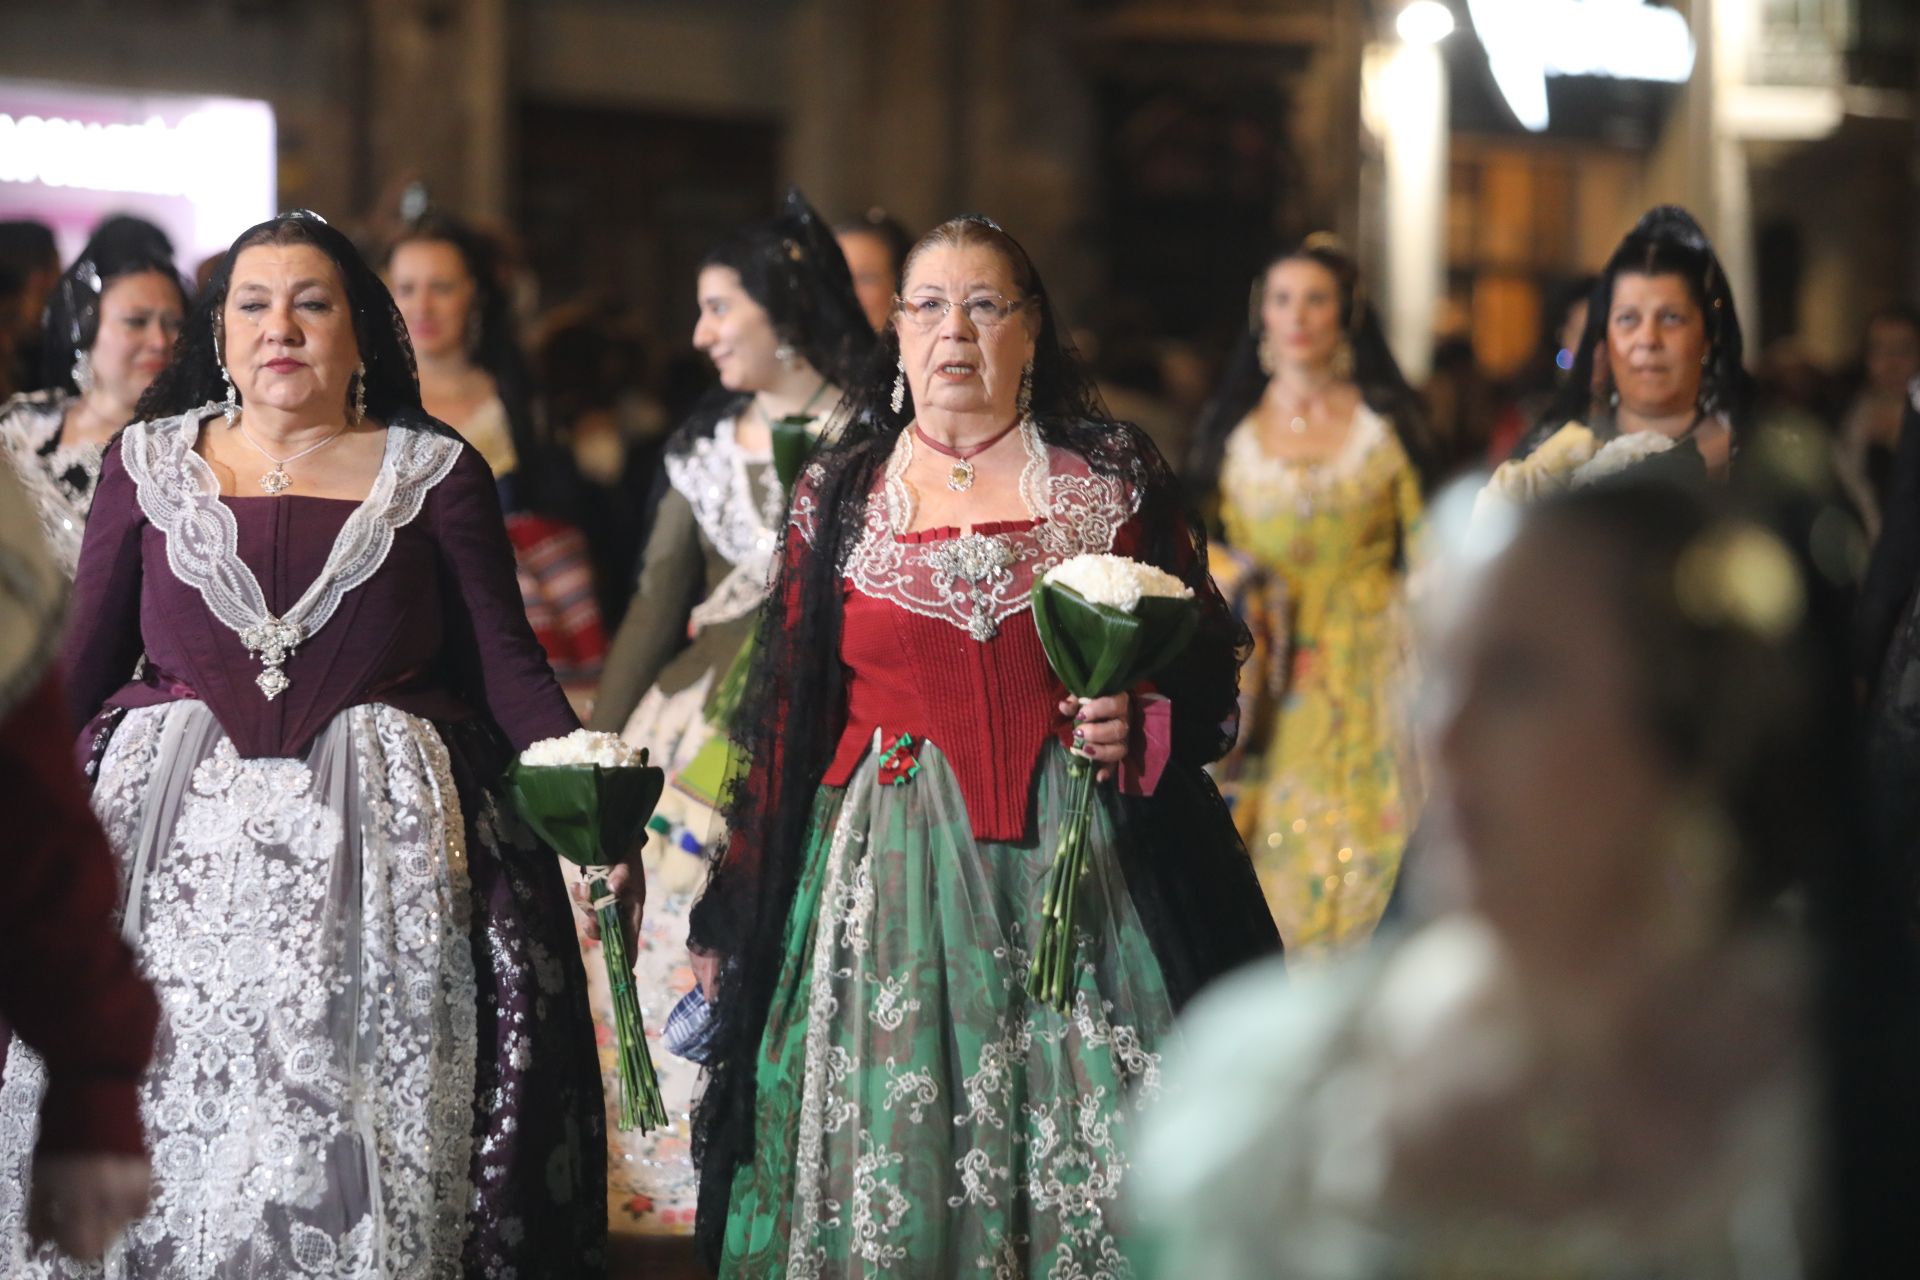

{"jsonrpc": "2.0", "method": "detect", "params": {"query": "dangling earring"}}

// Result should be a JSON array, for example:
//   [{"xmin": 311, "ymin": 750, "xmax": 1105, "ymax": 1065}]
[
  {"xmin": 1256, "ymin": 332, "xmax": 1275, "ymax": 377},
  {"xmin": 215, "ymin": 315, "xmax": 240, "ymax": 425},
  {"xmin": 71, "ymin": 351, "xmax": 95, "ymax": 395},
  {"xmin": 1331, "ymin": 338, "xmax": 1355, "ymax": 382},
  {"xmin": 350, "ymin": 362, "xmax": 368, "ymax": 425},
  {"xmin": 774, "ymin": 341, "xmax": 796, "ymax": 368},
  {"xmin": 1016, "ymin": 359, "xmax": 1034, "ymax": 419},
  {"xmin": 890, "ymin": 356, "xmax": 906, "ymax": 414}
]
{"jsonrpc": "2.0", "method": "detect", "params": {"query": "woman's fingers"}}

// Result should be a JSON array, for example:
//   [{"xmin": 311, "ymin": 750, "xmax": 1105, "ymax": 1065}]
[
  {"xmin": 690, "ymin": 949, "xmax": 721, "ymax": 1001},
  {"xmin": 1061, "ymin": 692, "xmax": 1130, "ymax": 767},
  {"xmin": 606, "ymin": 862, "xmax": 645, "ymax": 954},
  {"xmin": 569, "ymin": 878, "xmax": 601, "ymax": 940},
  {"xmin": 570, "ymin": 860, "xmax": 646, "ymax": 947}
]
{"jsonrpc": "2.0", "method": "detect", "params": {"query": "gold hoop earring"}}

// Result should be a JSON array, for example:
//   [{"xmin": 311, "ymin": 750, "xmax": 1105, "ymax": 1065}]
[{"xmin": 1331, "ymin": 338, "xmax": 1355, "ymax": 382}]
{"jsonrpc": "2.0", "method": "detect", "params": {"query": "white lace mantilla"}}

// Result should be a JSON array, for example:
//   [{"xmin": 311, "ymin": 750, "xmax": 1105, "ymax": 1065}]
[
  {"xmin": 818, "ymin": 422, "xmax": 1137, "ymax": 641},
  {"xmin": 0, "ymin": 699, "xmax": 478, "ymax": 1278},
  {"xmin": 665, "ymin": 416, "xmax": 785, "ymax": 633},
  {"xmin": 0, "ymin": 390, "xmax": 99, "ymax": 578},
  {"xmin": 120, "ymin": 406, "xmax": 462, "ymax": 700}
]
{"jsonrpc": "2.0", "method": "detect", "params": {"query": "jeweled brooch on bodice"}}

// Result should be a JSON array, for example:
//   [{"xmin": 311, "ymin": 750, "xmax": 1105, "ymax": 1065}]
[
  {"xmin": 925, "ymin": 533, "xmax": 1020, "ymax": 641},
  {"xmin": 241, "ymin": 618, "xmax": 307, "ymax": 700}
]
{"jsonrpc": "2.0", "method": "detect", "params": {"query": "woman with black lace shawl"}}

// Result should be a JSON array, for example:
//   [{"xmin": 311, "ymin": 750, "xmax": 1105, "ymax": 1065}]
[
  {"xmin": 1480, "ymin": 205, "xmax": 1754, "ymax": 506},
  {"xmin": 0, "ymin": 219, "xmax": 186, "ymax": 577},
  {"xmin": 686, "ymin": 215, "xmax": 1281, "ymax": 1275},
  {"xmin": 583, "ymin": 189, "xmax": 873, "ymax": 1237}
]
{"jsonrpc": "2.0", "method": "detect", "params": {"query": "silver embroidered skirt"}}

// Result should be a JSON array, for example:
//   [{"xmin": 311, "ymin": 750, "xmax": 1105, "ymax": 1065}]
[{"xmin": 0, "ymin": 700, "xmax": 478, "ymax": 1278}]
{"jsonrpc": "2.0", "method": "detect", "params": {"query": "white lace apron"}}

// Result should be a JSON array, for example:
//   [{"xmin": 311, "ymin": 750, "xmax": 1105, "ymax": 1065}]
[{"xmin": 0, "ymin": 409, "xmax": 476, "ymax": 1279}]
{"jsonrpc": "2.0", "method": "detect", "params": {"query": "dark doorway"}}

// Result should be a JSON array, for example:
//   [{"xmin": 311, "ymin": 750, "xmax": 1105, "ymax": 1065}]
[
  {"xmin": 1095, "ymin": 79, "xmax": 1294, "ymax": 345},
  {"xmin": 516, "ymin": 100, "xmax": 781, "ymax": 361}
]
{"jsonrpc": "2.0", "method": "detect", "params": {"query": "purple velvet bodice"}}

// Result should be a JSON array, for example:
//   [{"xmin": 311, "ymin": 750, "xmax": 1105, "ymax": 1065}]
[{"xmin": 64, "ymin": 421, "xmax": 577, "ymax": 758}]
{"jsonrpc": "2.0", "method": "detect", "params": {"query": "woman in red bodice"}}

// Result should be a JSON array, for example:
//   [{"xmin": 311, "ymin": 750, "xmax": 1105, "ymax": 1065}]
[{"xmin": 687, "ymin": 215, "xmax": 1281, "ymax": 1276}]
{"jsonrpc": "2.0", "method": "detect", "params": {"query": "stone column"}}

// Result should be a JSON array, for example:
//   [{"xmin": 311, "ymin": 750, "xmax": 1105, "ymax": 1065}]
[{"xmin": 362, "ymin": 0, "xmax": 511, "ymax": 220}]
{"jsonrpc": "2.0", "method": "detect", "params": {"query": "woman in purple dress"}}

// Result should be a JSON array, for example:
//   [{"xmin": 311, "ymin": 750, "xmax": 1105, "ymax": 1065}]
[{"xmin": 0, "ymin": 211, "xmax": 614, "ymax": 1277}]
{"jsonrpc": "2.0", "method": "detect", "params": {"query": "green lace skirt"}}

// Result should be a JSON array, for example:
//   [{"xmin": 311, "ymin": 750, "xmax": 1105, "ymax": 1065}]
[{"xmin": 720, "ymin": 737, "xmax": 1177, "ymax": 1278}]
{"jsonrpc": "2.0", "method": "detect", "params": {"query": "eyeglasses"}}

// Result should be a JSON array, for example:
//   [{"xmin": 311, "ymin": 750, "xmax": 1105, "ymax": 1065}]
[{"xmin": 894, "ymin": 293, "xmax": 1035, "ymax": 331}]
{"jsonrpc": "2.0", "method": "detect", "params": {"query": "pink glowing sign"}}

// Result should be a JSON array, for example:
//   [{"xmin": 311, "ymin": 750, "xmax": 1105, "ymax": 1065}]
[{"xmin": 0, "ymin": 78, "xmax": 275, "ymax": 271}]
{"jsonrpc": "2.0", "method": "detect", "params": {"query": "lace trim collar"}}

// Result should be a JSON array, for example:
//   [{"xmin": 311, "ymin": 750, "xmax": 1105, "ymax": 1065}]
[
  {"xmin": 1225, "ymin": 403, "xmax": 1388, "ymax": 487},
  {"xmin": 664, "ymin": 415, "xmax": 784, "ymax": 632},
  {"xmin": 121, "ymin": 405, "xmax": 463, "ymax": 699},
  {"xmin": 829, "ymin": 420, "xmax": 1138, "ymax": 641}
]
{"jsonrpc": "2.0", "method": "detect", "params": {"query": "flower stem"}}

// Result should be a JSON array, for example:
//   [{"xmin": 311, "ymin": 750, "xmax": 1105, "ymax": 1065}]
[
  {"xmin": 589, "ymin": 873, "xmax": 669, "ymax": 1132},
  {"xmin": 1027, "ymin": 756, "xmax": 1099, "ymax": 1014}
]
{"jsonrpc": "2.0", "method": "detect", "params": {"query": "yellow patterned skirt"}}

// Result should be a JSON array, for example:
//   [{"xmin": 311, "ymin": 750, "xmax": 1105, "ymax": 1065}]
[{"xmin": 1240, "ymin": 577, "xmax": 1420, "ymax": 960}]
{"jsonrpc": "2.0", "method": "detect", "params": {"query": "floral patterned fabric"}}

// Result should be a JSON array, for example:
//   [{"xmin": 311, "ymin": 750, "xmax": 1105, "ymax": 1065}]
[
  {"xmin": 1218, "ymin": 407, "xmax": 1422, "ymax": 959},
  {"xmin": 719, "ymin": 738, "xmax": 1175, "ymax": 1279}
]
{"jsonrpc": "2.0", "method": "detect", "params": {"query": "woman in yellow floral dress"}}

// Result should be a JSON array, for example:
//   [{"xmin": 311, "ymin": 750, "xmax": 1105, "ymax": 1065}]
[{"xmin": 1188, "ymin": 234, "xmax": 1436, "ymax": 958}]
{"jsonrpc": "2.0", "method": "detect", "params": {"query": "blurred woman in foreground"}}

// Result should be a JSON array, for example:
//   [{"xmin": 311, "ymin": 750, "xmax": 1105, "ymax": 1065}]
[{"xmin": 1134, "ymin": 478, "xmax": 1920, "ymax": 1277}]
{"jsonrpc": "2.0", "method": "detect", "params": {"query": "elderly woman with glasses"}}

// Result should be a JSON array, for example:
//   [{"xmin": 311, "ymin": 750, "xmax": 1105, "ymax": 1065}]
[{"xmin": 685, "ymin": 215, "xmax": 1280, "ymax": 1276}]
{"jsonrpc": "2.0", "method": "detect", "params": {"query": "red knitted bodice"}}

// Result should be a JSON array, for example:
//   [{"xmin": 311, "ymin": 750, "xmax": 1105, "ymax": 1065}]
[{"xmin": 801, "ymin": 424, "xmax": 1142, "ymax": 841}]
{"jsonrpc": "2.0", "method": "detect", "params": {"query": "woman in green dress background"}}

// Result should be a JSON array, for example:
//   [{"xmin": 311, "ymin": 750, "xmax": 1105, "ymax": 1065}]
[{"xmin": 583, "ymin": 190, "xmax": 873, "ymax": 1237}]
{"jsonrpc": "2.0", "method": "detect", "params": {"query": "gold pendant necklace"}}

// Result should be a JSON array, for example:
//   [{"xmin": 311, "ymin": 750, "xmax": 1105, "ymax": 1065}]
[{"xmin": 912, "ymin": 418, "xmax": 1024, "ymax": 493}]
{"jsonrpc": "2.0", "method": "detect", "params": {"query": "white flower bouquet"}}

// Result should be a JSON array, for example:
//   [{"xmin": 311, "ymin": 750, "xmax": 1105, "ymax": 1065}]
[
  {"xmin": 506, "ymin": 729, "xmax": 668, "ymax": 1131},
  {"xmin": 1027, "ymin": 554, "xmax": 1198, "ymax": 1012}
]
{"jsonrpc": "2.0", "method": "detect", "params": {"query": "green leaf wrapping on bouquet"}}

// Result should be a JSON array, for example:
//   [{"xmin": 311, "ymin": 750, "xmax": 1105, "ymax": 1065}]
[
  {"xmin": 503, "ymin": 759, "xmax": 671, "ymax": 1131},
  {"xmin": 1029, "ymin": 581, "xmax": 1201, "ymax": 699},
  {"xmin": 770, "ymin": 416, "xmax": 820, "ymax": 492},
  {"xmin": 503, "ymin": 762, "xmax": 666, "ymax": 868}
]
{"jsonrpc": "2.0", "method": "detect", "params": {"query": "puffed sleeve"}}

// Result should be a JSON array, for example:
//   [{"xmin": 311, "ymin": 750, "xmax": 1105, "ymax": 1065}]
[
  {"xmin": 0, "ymin": 671, "xmax": 159, "ymax": 1156},
  {"xmin": 61, "ymin": 440, "xmax": 147, "ymax": 732},
  {"xmin": 588, "ymin": 486, "xmax": 704, "ymax": 733},
  {"xmin": 429, "ymin": 445, "xmax": 579, "ymax": 750},
  {"xmin": 1473, "ymin": 421, "xmax": 1598, "ymax": 520}
]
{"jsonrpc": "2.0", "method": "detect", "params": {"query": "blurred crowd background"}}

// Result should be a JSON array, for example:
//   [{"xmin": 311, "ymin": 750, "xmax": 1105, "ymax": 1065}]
[
  {"xmin": 9, "ymin": 4, "xmax": 1920, "ymax": 1275},
  {"xmin": 5, "ymin": 0, "xmax": 1919, "ymax": 620}
]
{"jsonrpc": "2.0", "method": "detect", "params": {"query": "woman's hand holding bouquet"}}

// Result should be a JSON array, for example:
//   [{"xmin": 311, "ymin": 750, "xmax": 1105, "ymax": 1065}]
[
  {"xmin": 1027, "ymin": 554, "xmax": 1197, "ymax": 1013},
  {"xmin": 508, "ymin": 729, "xmax": 669, "ymax": 1131}
]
